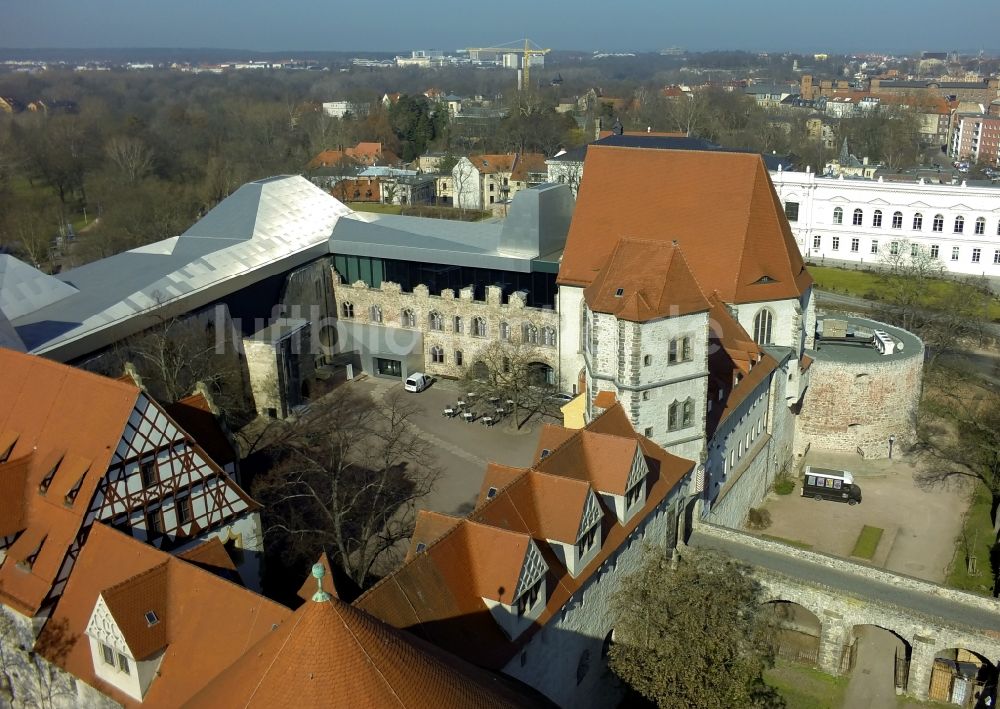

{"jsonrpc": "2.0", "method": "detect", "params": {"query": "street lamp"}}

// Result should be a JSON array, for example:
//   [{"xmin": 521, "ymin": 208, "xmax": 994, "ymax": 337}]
[{"xmin": 888, "ymin": 434, "xmax": 896, "ymax": 459}]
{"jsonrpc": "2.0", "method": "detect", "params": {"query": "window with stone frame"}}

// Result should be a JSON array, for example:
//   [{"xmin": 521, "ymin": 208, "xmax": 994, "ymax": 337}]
[
  {"xmin": 682, "ymin": 398, "xmax": 695, "ymax": 427},
  {"xmin": 455, "ymin": 350, "xmax": 464, "ymax": 366},
  {"xmin": 401, "ymin": 309, "xmax": 416, "ymax": 328},
  {"xmin": 784, "ymin": 201, "xmax": 799, "ymax": 222},
  {"xmin": 833, "ymin": 207, "xmax": 843, "ymax": 224},
  {"xmin": 453, "ymin": 315, "xmax": 463, "ymax": 334},
  {"xmin": 472, "ymin": 317, "xmax": 487, "ymax": 337},
  {"xmin": 852, "ymin": 208, "xmax": 863, "ymax": 226},
  {"xmin": 668, "ymin": 401, "xmax": 680, "ymax": 431},
  {"xmin": 340, "ymin": 301, "xmax": 354, "ymax": 319},
  {"xmin": 954, "ymin": 216, "xmax": 965, "ymax": 234},
  {"xmin": 753, "ymin": 309, "xmax": 773, "ymax": 345},
  {"xmin": 522, "ymin": 322, "xmax": 538, "ymax": 344},
  {"xmin": 892, "ymin": 211, "xmax": 903, "ymax": 229},
  {"xmin": 500, "ymin": 321, "xmax": 510, "ymax": 340},
  {"xmin": 429, "ymin": 311, "xmax": 443, "ymax": 331},
  {"xmin": 668, "ymin": 339, "xmax": 678, "ymax": 364},
  {"xmin": 913, "ymin": 213, "xmax": 923, "ymax": 230},
  {"xmin": 681, "ymin": 337, "xmax": 692, "ymax": 361},
  {"xmin": 369, "ymin": 305, "xmax": 382, "ymax": 323},
  {"xmin": 872, "ymin": 210, "xmax": 882, "ymax": 227},
  {"xmin": 431, "ymin": 345, "xmax": 444, "ymax": 363},
  {"xmin": 975, "ymin": 217, "xmax": 986, "ymax": 235},
  {"xmin": 932, "ymin": 214, "xmax": 944, "ymax": 232},
  {"xmin": 541, "ymin": 327, "xmax": 556, "ymax": 347}
]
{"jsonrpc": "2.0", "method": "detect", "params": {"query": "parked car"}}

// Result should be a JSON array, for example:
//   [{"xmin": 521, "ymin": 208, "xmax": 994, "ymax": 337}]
[
  {"xmin": 404, "ymin": 372, "xmax": 432, "ymax": 393},
  {"xmin": 547, "ymin": 392, "xmax": 576, "ymax": 403}
]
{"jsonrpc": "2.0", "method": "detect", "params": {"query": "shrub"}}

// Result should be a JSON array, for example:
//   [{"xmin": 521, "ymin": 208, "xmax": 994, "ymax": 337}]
[
  {"xmin": 773, "ymin": 476, "xmax": 795, "ymax": 495},
  {"xmin": 747, "ymin": 508, "xmax": 772, "ymax": 530}
]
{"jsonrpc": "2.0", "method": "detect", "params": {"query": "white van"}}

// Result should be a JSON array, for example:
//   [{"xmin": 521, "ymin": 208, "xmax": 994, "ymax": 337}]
[{"xmin": 404, "ymin": 372, "xmax": 431, "ymax": 393}]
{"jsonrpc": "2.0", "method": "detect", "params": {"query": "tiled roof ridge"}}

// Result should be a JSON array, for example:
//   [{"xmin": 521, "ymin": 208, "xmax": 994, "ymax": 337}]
[
  {"xmin": 592, "ymin": 144, "xmax": 760, "ymax": 159},
  {"xmin": 324, "ymin": 599, "xmax": 408, "ymax": 707},
  {"xmin": 730, "ymin": 163, "xmax": 761, "ymax": 297},
  {"xmin": 667, "ymin": 241, "xmax": 711, "ymax": 310},
  {"xmin": 763, "ymin": 162, "xmax": 803, "ymax": 283},
  {"xmin": 2, "ymin": 348, "xmax": 139, "ymax": 398},
  {"xmin": 99, "ymin": 558, "xmax": 169, "ymax": 598},
  {"xmin": 243, "ymin": 607, "xmax": 310, "ymax": 706}
]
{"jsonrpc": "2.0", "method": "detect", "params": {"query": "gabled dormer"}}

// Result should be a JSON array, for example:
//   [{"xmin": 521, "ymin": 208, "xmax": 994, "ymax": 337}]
[
  {"xmin": 84, "ymin": 564, "xmax": 168, "ymax": 701},
  {"xmin": 480, "ymin": 534, "xmax": 548, "ymax": 641},
  {"xmin": 617, "ymin": 447, "xmax": 649, "ymax": 524}
]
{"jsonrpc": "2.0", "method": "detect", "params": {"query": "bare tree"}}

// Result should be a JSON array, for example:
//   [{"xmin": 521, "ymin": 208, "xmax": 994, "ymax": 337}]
[
  {"xmin": 252, "ymin": 387, "xmax": 439, "ymax": 587},
  {"xmin": 104, "ymin": 136, "xmax": 154, "ymax": 185},
  {"xmin": 915, "ymin": 369, "xmax": 1000, "ymax": 536},
  {"xmin": 462, "ymin": 337, "xmax": 556, "ymax": 430},
  {"xmin": 664, "ymin": 90, "xmax": 711, "ymax": 137}
]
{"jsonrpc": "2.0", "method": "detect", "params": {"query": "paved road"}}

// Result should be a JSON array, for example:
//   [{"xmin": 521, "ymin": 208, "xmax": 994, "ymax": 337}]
[
  {"xmin": 688, "ymin": 527, "xmax": 1000, "ymax": 633},
  {"xmin": 842, "ymin": 626, "xmax": 903, "ymax": 709}
]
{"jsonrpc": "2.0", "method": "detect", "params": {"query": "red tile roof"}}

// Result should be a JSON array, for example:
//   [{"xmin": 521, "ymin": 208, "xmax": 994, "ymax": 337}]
[
  {"xmin": 558, "ymin": 146, "xmax": 813, "ymax": 304},
  {"xmin": 591, "ymin": 391, "xmax": 617, "ymax": 410},
  {"xmin": 469, "ymin": 153, "xmax": 518, "ymax": 174},
  {"xmin": 188, "ymin": 583, "xmax": 534, "ymax": 708},
  {"xmin": 511, "ymin": 153, "xmax": 547, "ymax": 182},
  {"xmin": 165, "ymin": 393, "xmax": 237, "ymax": 469},
  {"xmin": 583, "ymin": 239, "xmax": 711, "ymax": 322},
  {"xmin": 36, "ymin": 524, "xmax": 291, "ymax": 708},
  {"xmin": 355, "ymin": 404, "xmax": 694, "ymax": 671}
]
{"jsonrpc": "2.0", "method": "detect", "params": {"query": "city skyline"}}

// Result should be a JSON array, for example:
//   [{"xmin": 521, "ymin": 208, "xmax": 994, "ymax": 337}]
[{"xmin": 2, "ymin": 0, "xmax": 999, "ymax": 55}]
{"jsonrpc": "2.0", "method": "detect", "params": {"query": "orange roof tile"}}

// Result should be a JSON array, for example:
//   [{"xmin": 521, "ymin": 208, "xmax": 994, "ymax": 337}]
[
  {"xmin": 592, "ymin": 391, "xmax": 617, "ymax": 410},
  {"xmin": 511, "ymin": 153, "xmax": 547, "ymax": 182},
  {"xmin": 558, "ymin": 146, "xmax": 813, "ymax": 304},
  {"xmin": 36, "ymin": 524, "xmax": 291, "ymax": 708},
  {"xmin": 584, "ymin": 239, "xmax": 711, "ymax": 322},
  {"xmin": 188, "ymin": 582, "xmax": 533, "ymax": 708},
  {"xmin": 176, "ymin": 536, "xmax": 241, "ymax": 583},
  {"xmin": 165, "ymin": 393, "xmax": 237, "ymax": 468},
  {"xmin": 469, "ymin": 153, "xmax": 517, "ymax": 174},
  {"xmin": 473, "ymin": 470, "xmax": 593, "ymax": 544},
  {"xmin": 477, "ymin": 462, "xmax": 530, "ymax": 508},
  {"xmin": 408, "ymin": 510, "xmax": 464, "ymax": 560},
  {"xmin": 534, "ymin": 430, "xmax": 637, "ymax": 495},
  {"xmin": 355, "ymin": 404, "xmax": 694, "ymax": 671},
  {"xmin": 532, "ymin": 424, "xmax": 576, "ymax": 463}
]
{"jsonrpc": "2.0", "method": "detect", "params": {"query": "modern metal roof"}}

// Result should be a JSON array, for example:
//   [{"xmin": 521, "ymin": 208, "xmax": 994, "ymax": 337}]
[
  {"xmin": 3, "ymin": 177, "xmax": 572, "ymax": 362},
  {"xmin": 8, "ymin": 176, "xmax": 352, "ymax": 361}
]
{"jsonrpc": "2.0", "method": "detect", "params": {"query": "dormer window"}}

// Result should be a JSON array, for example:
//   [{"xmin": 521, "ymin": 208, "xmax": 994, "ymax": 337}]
[
  {"xmin": 144, "ymin": 611, "xmax": 159, "ymax": 627},
  {"xmin": 577, "ymin": 524, "xmax": 599, "ymax": 557},
  {"xmin": 517, "ymin": 579, "xmax": 543, "ymax": 617},
  {"xmin": 487, "ymin": 486, "xmax": 498, "ymax": 498},
  {"xmin": 626, "ymin": 480, "xmax": 643, "ymax": 509}
]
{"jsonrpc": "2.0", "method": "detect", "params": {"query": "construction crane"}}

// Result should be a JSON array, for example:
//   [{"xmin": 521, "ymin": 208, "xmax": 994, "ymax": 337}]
[{"xmin": 464, "ymin": 39, "xmax": 551, "ymax": 91}]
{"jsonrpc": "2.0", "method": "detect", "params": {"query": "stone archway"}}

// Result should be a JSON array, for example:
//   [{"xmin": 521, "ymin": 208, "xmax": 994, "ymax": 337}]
[
  {"xmin": 528, "ymin": 362, "xmax": 555, "ymax": 387},
  {"xmin": 842, "ymin": 625, "xmax": 912, "ymax": 705},
  {"xmin": 928, "ymin": 648, "xmax": 998, "ymax": 706},
  {"xmin": 763, "ymin": 600, "xmax": 822, "ymax": 665}
]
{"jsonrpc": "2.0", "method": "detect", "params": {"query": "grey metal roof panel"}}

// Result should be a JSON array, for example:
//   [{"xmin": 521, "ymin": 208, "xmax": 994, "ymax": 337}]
[{"xmin": 0, "ymin": 255, "xmax": 79, "ymax": 320}]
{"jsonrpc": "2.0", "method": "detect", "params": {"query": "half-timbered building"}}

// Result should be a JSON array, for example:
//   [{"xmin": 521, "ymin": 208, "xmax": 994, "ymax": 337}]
[{"xmin": 0, "ymin": 349, "xmax": 261, "ymax": 637}]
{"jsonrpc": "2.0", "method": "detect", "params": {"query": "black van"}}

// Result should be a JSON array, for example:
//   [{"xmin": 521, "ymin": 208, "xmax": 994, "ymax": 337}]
[{"xmin": 801, "ymin": 466, "xmax": 862, "ymax": 505}]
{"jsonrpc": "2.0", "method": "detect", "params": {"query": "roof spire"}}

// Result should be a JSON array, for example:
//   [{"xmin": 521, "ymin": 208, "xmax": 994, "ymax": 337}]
[{"xmin": 311, "ymin": 563, "xmax": 331, "ymax": 603}]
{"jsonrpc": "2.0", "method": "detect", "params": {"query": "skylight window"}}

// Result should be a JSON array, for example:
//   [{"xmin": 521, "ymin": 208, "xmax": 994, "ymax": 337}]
[
  {"xmin": 415, "ymin": 542, "xmax": 427, "ymax": 553},
  {"xmin": 145, "ymin": 611, "xmax": 159, "ymax": 627},
  {"xmin": 539, "ymin": 449, "xmax": 552, "ymax": 459},
  {"xmin": 487, "ymin": 487, "xmax": 498, "ymax": 499},
  {"xmin": 614, "ymin": 288, "xmax": 624, "ymax": 298}
]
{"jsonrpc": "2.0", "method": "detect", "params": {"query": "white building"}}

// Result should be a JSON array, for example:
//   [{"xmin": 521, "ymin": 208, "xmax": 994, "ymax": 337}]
[{"xmin": 771, "ymin": 170, "xmax": 1000, "ymax": 275}]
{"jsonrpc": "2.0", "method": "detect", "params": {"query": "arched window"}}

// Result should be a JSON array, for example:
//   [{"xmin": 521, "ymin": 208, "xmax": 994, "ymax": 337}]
[
  {"xmin": 681, "ymin": 336, "xmax": 692, "ymax": 361},
  {"xmin": 430, "ymin": 345, "xmax": 444, "ymax": 364},
  {"xmin": 833, "ymin": 207, "xmax": 843, "ymax": 225},
  {"xmin": 541, "ymin": 326, "xmax": 557, "ymax": 347},
  {"xmin": 753, "ymin": 309, "xmax": 773, "ymax": 345},
  {"xmin": 454, "ymin": 350, "xmax": 463, "ymax": 366},
  {"xmin": 954, "ymin": 216, "xmax": 965, "ymax": 234},
  {"xmin": 913, "ymin": 213, "xmax": 923, "ymax": 230},
  {"xmin": 340, "ymin": 301, "xmax": 354, "ymax": 319},
  {"xmin": 401, "ymin": 309, "xmax": 416, "ymax": 328},
  {"xmin": 975, "ymin": 217, "xmax": 986, "ymax": 235},
  {"xmin": 522, "ymin": 323, "xmax": 538, "ymax": 345},
  {"xmin": 668, "ymin": 401, "xmax": 679, "ymax": 431},
  {"xmin": 453, "ymin": 316, "xmax": 463, "ymax": 334},
  {"xmin": 682, "ymin": 398, "xmax": 694, "ymax": 427},
  {"xmin": 932, "ymin": 214, "xmax": 944, "ymax": 232},
  {"xmin": 429, "ymin": 311, "xmax": 443, "ymax": 331},
  {"xmin": 472, "ymin": 316, "xmax": 487, "ymax": 338},
  {"xmin": 872, "ymin": 209, "xmax": 882, "ymax": 227},
  {"xmin": 892, "ymin": 211, "xmax": 903, "ymax": 229},
  {"xmin": 369, "ymin": 305, "xmax": 382, "ymax": 323},
  {"xmin": 499, "ymin": 321, "xmax": 510, "ymax": 340},
  {"xmin": 852, "ymin": 208, "xmax": 863, "ymax": 226}
]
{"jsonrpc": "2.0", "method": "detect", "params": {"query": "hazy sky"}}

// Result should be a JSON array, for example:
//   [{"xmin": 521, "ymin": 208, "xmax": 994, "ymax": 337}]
[{"xmin": 2, "ymin": 0, "xmax": 998, "ymax": 54}]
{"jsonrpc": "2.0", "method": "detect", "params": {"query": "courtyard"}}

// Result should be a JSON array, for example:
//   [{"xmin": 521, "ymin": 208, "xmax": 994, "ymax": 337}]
[{"xmin": 755, "ymin": 448, "xmax": 972, "ymax": 584}]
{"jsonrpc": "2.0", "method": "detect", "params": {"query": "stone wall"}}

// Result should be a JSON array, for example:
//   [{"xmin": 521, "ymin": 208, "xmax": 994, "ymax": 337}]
[
  {"xmin": 501, "ymin": 493, "xmax": 683, "ymax": 708},
  {"xmin": 332, "ymin": 273, "xmax": 559, "ymax": 380},
  {"xmin": 0, "ymin": 606, "xmax": 118, "ymax": 709},
  {"xmin": 694, "ymin": 522, "xmax": 1000, "ymax": 700},
  {"xmin": 796, "ymin": 326, "xmax": 923, "ymax": 458}
]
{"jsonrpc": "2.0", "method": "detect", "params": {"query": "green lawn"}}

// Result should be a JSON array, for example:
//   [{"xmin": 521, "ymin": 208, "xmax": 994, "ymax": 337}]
[
  {"xmin": 945, "ymin": 486, "xmax": 996, "ymax": 596},
  {"xmin": 809, "ymin": 265, "xmax": 1000, "ymax": 321},
  {"xmin": 764, "ymin": 660, "xmax": 848, "ymax": 709},
  {"xmin": 346, "ymin": 201, "xmax": 403, "ymax": 215},
  {"xmin": 851, "ymin": 525, "xmax": 884, "ymax": 560}
]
